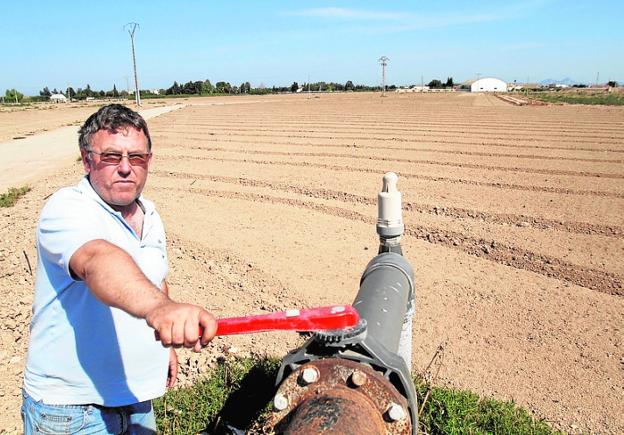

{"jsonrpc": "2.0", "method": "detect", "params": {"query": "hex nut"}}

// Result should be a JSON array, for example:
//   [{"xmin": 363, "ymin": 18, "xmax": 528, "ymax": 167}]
[
  {"xmin": 386, "ymin": 402, "xmax": 406, "ymax": 421},
  {"xmin": 301, "ymin": 366, "xmax": 320, "ymax": 385},
  {"xmin": 273, "ymin": 393, "xmax": 289, "ymax": 411},
  {"xmin": 350, "ymin": 370, "xmax": 368, "ymax": 387}
]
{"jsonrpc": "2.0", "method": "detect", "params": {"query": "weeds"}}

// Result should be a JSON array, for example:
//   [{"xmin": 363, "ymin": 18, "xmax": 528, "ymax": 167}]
[
  {"xmin": 414, "ymin": 377, "xmax": 557, "ymax": 434},
  {"xmin": 530, "ymin": 92, "xmax": 624, "ymax": 106},
  {"xmin": 154, "ymin": 356, "xmax": 557, "ymax": 434},
  {"xmin": 154, "ymin": 357, "xmax": 279, "ymax": 434},
  {"xmin": 0, "ymin": 186, "xmax": 31, "ymax": 207}
]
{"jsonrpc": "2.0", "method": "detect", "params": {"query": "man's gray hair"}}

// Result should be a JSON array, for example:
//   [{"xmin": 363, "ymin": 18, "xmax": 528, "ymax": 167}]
[{"xmin": 78, "ymin": 104, "xmax": 152, "ymax": 151}]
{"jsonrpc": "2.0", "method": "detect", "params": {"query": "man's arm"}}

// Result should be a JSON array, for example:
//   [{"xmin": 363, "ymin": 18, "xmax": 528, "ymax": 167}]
[{"xmin": 70, "ymin": 239, "xmax": 216, "ymax": 351}]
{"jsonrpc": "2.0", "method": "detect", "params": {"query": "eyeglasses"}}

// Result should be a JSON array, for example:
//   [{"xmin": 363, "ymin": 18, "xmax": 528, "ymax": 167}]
[{"xmin": 87, "ymin": 149, "xmax": 151, "ymax": 165}]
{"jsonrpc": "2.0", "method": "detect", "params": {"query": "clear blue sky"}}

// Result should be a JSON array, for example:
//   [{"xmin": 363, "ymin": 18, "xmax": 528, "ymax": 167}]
[{"xmin": 2, "ymin": 0, "xmax": 622, "ymax": 95}]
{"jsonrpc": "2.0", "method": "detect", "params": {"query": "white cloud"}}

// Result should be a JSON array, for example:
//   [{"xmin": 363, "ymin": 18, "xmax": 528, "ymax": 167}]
[
  {"xmin": 283, "ymin": 1, "xmax": 555, "ymax": 32},
  {"xmin": 284, "ymin": 7, "xmax": 407, "ymax": 20}
]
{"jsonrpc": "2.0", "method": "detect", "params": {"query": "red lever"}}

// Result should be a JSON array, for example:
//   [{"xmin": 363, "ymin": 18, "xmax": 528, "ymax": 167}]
[{"xmin": 206, "ymin": 304, "xmax": 359, "ymax": 337}]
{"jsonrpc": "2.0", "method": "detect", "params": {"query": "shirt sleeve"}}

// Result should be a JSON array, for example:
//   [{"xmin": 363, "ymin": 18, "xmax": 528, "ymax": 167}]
[{"xmin": 38, "ymin": 189, "xmax": 108, "ymax": 281}]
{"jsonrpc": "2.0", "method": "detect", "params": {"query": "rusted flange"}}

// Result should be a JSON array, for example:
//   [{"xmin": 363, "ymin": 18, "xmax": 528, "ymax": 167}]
[{"xmin": 266, "ymin": 358, "xmax": 412, "ymax": 434}]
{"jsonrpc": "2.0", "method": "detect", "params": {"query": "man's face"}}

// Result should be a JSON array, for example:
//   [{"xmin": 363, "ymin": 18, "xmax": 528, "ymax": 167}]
[{"xmin": 81, "ymin": 127, "xmax": 151, "ymax": 210}]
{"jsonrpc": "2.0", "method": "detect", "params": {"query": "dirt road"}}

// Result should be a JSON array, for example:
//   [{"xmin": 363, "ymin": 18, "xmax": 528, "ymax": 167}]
[
  {"xmin": 0, "ymin": 104, "xmax": 185, "ymax": 192},
  {"xmin": 0, "ymin": 93, "xmax": 622, "ymax": 433}
]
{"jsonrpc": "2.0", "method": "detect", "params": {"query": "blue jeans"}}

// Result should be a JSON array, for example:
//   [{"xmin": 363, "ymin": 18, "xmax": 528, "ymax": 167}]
[{"xmin": 22, "ymin": 391, "xmax": 157, "ymax": 434}]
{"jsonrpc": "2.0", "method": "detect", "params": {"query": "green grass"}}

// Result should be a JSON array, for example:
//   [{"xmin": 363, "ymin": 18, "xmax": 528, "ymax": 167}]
[
  {"xmin": 154, "ymin": 357, "xmax": 280, "ymax": 434},
  {"xmin": 0, "ymin": 186, "xmax": 31, "ymax": 207},
  {"xmin": 414, "ymin": 377, "xmax": 557, "ymax": 434},
  {"xmin": 530, "ymin": 92, "xmax": 624, "ymax": 106},
  {"xmin": 154, "ymin": 356, "xmax": 557, "ymax": 434}
]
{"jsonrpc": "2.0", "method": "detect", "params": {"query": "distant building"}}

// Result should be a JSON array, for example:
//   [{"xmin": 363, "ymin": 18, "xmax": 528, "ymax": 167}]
[
  {"xmin": 470, "ymin": 78, "xmax": 507, "ymax": 93},
  {"xmin": 396, "ymin": 86, "xmax": 430, "ymax": 93},
  {"xmin": 50, "ymin": 94, "xmax": 68, "ymax": 102}
]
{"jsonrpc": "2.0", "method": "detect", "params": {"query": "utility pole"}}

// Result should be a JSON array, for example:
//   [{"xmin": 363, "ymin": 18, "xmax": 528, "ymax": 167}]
[
  {"xmin": 379, "ymin": 56, "xmax": 389, "ymax": 97},
  {"xmin": 124, "ymin": 22, "xmax": 141, "ymax": 107},
  {"xmin": 596, "ymin": 71, "xmax": 600, "ymax": 86}
]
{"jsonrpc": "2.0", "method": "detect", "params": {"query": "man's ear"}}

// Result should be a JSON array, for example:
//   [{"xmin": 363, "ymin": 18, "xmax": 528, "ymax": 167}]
[{"xmin": 80, "ymin": 149, "xmax": 91, "ymax": 174}]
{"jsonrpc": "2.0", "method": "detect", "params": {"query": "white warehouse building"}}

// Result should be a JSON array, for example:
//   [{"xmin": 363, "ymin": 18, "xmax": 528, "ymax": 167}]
[{"xmin": 470, "ymin": 77, "xmax": 507, "ymax": 92}]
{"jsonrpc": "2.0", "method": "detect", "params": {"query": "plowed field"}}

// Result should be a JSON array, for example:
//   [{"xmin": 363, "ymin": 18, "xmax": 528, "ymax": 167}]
[{"xmin": 1, "ymin": 92, "xmax": 622, "ymax": 433}]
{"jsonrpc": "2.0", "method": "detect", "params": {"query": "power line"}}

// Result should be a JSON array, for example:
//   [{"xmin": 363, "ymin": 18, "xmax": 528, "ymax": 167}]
[
  {"xmin": 378, "ymin": 56, "xmax": 389, "ymax": 97},
  {"xmin": 124, "ymin": 22, "xmax": 141, "ymax": 107}
]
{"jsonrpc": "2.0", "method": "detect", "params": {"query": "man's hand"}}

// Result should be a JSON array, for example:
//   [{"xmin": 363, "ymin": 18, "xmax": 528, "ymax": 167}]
[
  {"xmin": 167, "ymin": 348, "xmax": 178, "ymax": 388},
  {"xmin": 146, "ymin": 300, "xmax": 217, "ymax": 352}
]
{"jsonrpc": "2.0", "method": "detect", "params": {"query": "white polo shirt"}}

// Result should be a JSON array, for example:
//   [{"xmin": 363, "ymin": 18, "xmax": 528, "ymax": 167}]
[{"xmin": 24, "ymin": 177, "xmax": 170, "ymax": 406}]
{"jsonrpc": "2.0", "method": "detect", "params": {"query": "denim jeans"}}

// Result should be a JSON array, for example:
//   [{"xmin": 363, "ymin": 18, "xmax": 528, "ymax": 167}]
[{"xmin": 22, "ymin": 390, "xmax": 157, "ymax": 434}]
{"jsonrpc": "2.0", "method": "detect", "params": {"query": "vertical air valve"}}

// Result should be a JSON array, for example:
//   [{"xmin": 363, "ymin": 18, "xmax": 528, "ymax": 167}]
[{"xmin": 377, "ymin": 172, "xmax": 404, "ymax": 239}]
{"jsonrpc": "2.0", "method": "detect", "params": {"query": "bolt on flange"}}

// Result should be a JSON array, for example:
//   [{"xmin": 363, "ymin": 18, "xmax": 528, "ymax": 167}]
[
  {"xmin": 273, "ymin": 393, "xmax": 289, "ymax": 411},
  {"xmin": 350, "ymin": 370, "xmax": 368, "ymax": 387},
  {"xmin": 300, "ymin": 366, "xmax": 320, "ymax": 385},
  {"xmin": 386, "ymin": 402, "xmax": 406, "ymax": 421}
]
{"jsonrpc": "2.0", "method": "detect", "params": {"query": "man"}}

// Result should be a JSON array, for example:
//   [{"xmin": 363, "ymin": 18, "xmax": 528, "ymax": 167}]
[{"xmin": 22, "ymin": 104, "xmax": 217, "ymax": 434}]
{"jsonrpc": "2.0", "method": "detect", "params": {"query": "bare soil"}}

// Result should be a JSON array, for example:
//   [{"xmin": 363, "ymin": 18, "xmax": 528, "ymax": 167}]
[{"xmin": 0, "ymin": 93, "xmax": 622, "ymax": 434}]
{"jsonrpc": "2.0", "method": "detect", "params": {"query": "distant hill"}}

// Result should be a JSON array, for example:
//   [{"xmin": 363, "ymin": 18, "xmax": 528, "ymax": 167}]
[{"xmin": 539, "ymin": 77, "xmax": 578, "ymax": 86}]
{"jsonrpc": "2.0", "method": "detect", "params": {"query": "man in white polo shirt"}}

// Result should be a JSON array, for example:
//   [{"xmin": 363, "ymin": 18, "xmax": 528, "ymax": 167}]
[{"xmin": 22, "ymin": 104, "xmax": 216, "ymax": 434}]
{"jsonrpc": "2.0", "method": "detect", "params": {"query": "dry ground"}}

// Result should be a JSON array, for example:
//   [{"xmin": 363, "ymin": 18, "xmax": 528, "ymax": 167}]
[
  {"xmin": 0, "ymin": 99, "xmax": 175, "ymax": 143},
  {"xmin": 0, "ymin": 93, "xmax": 622, "ymax": 433}
]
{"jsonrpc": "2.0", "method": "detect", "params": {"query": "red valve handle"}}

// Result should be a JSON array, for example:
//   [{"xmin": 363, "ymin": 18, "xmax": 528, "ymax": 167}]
[{"xmin": 209, "ymin": 304, "xmax": 359, "ymax": 336}]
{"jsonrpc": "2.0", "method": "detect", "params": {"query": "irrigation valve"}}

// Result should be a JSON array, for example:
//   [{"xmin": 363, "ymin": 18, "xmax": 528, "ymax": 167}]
[
  {"xmin": 266, "ymin": 171, "xmax": 417, "ymax": 434},
  {"xmin": 377, "ymin": 172, "xmax": 404, "ymax": 239}
]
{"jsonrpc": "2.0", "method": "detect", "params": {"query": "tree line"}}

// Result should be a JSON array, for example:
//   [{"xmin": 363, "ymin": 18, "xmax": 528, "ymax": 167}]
[
  {"xmin": 7, "ymin": 76, "xmax": 456, "ymax": 103},
  {"xmin": 162, "ymin": 79, "xmax": 385, "ymax": 96},
  {"xmin": 18, "ymin": 78, "xmax": 389, "ymax": 102}
]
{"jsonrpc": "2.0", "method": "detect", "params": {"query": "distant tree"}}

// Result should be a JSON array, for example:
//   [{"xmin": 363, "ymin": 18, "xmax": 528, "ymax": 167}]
[
  {"xmin": 290, "ymin": 81, "xmax": 299, "ymax": 93},
  {"xmin": 39, "ymin": 87, "xmax": 51, "ymax": 98},
  {"xmin": 85, "ymin": 84, "xmax": 94, "ymax": 98},
  {"xmin": 428, "ymin": 79, "xmax": 443, "ymax": 89},
  {"xmin": 112, "ymin": 85, "xmax": 119, "ymax": 98},
  {"xmin": 52, "ymin": 88, "xmax": 59, "ymax": 94},
  {"xmin": 5, "ymin": 89, "xmax": 24, "ymax": 103},
  {"xmin": 201, "ymin": 79, "xmax": 214, "ymax": 94},
  {"xmin": 67, "ymin": 87, "xmax": 76, "ymax": 99},
  {"xmin": 215, "ymin": 81, "xmax": 231, "ymax": 93},
  {"xmin": 345, "ymin": 80, "xmax": 354, "ymax": 91},
  {"xmin": 607, "ymin": 80, "xmax": 618, "ymax": 88},
  {"xmin": 239, "ymin": 81, "xmax": 251, "ymax": 94},
  {"xmin": 445, "ymin": 77, "xmax": 454, "ymax": 88},
  {"xmin": 182, "ymin": 81, "xmax": 195, "ymax": 94},
  {"xmin": 166, "ymin": 81, "xmax": 181, "ymax": 95}
]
